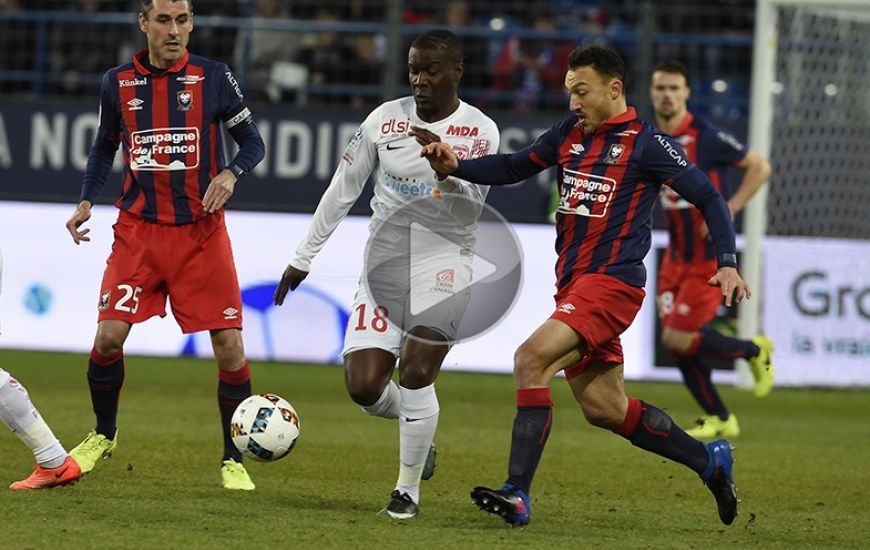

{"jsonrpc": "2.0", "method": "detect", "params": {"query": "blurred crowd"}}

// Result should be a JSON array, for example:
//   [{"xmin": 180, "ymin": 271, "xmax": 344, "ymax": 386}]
[{"xmin": 0, "ymin": 0, "xmax": 755, "ymax": 113}]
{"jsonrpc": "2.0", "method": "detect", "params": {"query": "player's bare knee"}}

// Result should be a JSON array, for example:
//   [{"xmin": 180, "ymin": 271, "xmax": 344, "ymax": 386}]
[
  {"xmin": 344, "ymin": 369, "xmax": 386, "ymax": 406},
  {"xmin": 211, "ymin": 330, "xmax": 245, "ymax": 369},
  {"xmin": 660, "ymin": 329, "xmax": 693, "ymax": 356},
  {"xmin": 345, "ymin": 381, "xmax": 382, "ymax": 407},
  {"xmin": 514, "ymin": 343, "xmax": 547, "ymax": 373},
  {"xmin": 93, "ymin": 331, "xmax": 124, "ymax": 356}
]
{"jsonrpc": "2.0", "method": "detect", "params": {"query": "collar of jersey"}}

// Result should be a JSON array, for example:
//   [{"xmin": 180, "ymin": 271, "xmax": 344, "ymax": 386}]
[
  {"xmin": 594, "ymin": 106, "xmax": 637, "ymax": 134},
  {"xmin": 671, "ymin": 110, "xmax": 695, "ymax": 137},
  {"xmin": 133, "ymin": 49, "xmax": 190, "ymax": 76}
]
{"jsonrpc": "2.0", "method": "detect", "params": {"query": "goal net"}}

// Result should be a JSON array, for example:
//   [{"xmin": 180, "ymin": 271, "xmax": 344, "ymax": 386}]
[
  {"xmin": 736, "ymin": 0, "xmax": 870, "ymax": 387},
  {"xmin": 765, "ymin": 1, "xmax": 870, "ymax": 238}
]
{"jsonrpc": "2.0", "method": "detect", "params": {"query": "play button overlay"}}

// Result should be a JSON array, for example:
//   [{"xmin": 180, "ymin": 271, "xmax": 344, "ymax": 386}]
[{"xmin": 364, "ymin": 196, "xmax": 523, "ymax": 345}]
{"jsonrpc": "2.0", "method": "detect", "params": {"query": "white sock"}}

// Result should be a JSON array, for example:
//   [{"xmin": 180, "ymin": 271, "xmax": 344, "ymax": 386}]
[
  {"xmin": 0, "ymin": 373, "xmax": 67, "ymax": 468},
  {"xmin": 359, "ymin": 380, "xmax": 400, "ymax": 419},
  {"xmin": 395, "ymin": 384, "xmax": 440, "ymax": 501},
  {"xmin": 397, "ymin": 464, "xmax": 424, "ymax": 504}
]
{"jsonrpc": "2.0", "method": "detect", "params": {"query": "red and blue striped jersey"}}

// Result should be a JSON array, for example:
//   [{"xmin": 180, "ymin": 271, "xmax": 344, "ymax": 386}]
[
  {"xmin": 452, "ymin": 107, "xmax": 737, "ymax": 290},
  {"xmin": 659, "ymin": 112, "xmax": 747, "ymax": 264},
  {"xmin": 82, "ymin": 49, "xmax": 260, "ymax": 225}
]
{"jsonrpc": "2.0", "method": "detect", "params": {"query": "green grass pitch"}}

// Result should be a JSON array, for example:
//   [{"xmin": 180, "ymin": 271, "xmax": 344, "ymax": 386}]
[{"xmin": 1, "ymin": 349, "xmax": 869, "ymax": 549}]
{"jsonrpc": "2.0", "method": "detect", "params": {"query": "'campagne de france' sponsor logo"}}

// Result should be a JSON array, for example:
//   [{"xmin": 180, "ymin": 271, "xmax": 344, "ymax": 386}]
[
  {"xmin": 557, "ymin": 169, "xmax": 617, "ymax": 218},
  {"xmin": 129, "ymin": 126, "xmax": 200, "ymax": 171}
]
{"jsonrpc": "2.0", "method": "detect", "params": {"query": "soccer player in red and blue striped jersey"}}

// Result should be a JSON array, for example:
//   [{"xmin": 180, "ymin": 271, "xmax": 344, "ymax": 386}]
[
  {"xmin": 64, "ymin": 0, "xmax": 265, "ymax": 490},
  {"xmin": 651, "ymin": 61, "xmax": 774, "ymax": 440},
  {"xmin": 423, "ymin": 46, "xmax": 745, "ymax": 527}
]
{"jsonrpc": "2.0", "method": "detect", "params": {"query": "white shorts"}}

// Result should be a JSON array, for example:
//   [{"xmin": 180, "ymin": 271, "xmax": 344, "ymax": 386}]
[{"xmin": 342, "ymin": 249, "xmax": 473, "ymax": 358}]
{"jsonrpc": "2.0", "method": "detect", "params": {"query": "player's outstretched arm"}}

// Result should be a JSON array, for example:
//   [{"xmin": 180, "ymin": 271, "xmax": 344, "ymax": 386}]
[
  {"xmin": 203, "ymin": 169, "xmax": 237, "ymax": 214},
  {"xmin": 708, "ymin": 266, "xmax": 751, "ymax": 307},
  {"xmin": 65, "ymin": 201, "xmax": 93, "ymax": 245},
  {"xmin": 274, "ymin": 265, "xmax": 309, "ymax": 306},
  {"xmin": 420, "ymin": 142, "xmax": 459, "ymax": 178}
]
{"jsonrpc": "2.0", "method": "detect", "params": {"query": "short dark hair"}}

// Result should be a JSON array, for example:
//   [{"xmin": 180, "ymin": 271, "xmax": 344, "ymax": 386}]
[
  {"xmin": 410, "ymin": 29, "xmax": 464, "ymax": 67},
  {"xmin": 653, "ymin": 60, "xmax": 690, "ymax": 86},
  {"xmin": 141, "ymin": 0, "xmax": 192, "ymax": 18},
  {"xmin": 567, "ymin": 46, "xmax": 626, "ymax": 87}
]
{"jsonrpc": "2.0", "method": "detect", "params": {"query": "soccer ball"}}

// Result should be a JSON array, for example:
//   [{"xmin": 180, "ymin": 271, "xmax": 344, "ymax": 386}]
[{"xmin": 231, "ymin": 393, "xmax": 300, "ymax": 462}]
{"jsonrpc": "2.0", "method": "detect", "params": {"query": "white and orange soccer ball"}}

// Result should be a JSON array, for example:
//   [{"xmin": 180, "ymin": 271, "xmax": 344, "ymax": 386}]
[{"xmin": 231, "ymin": 394, "xmax": 300, "ymax": 462}]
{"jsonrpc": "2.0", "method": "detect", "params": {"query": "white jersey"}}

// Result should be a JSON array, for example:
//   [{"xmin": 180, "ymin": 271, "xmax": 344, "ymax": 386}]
[{"xmin": 290, "ymin": 97, "xmax": 500, "ymax": 272}]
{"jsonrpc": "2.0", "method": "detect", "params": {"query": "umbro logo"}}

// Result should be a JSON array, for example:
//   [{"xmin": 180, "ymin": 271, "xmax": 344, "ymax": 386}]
[
  {"xmin": 223, "ymin": 307, "xmax": 239, "ymax": 320},
  {"xmin": 570, "ymin": 144, "xmax": 585, "ymax": 154},
  {"xmin": 127, "ymin": 98, "xmax": 144, "ymax": 111},
  {"xmin": 386, "ymin": 143, "xmax": 404, "ymax": 151},
  {"xmin": 558, "ymin": 303, "xmax": 575, "ymax": 314}
]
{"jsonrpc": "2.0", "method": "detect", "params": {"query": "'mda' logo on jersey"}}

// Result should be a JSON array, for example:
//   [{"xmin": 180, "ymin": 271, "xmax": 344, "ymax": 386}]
[{"xmin": 446, "ymin": 125, "xmax": 479, "ymax": 137}]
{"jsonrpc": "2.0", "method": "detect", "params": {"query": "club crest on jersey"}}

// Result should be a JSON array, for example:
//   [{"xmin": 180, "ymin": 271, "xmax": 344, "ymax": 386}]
[
  {"xmin": 99, "ymin": 290, "xmax": 111, "ymax": 311},
  {"xmin": 177, "ymin": 90, "xmax": 194, "ymax": 111},
  {"xmin": 454, "ymin": 144, "xmax": 470, "ymax": 160},
  {"xmin": 604, "ymin": 143, "xmax": 625, "ymax": 165}
]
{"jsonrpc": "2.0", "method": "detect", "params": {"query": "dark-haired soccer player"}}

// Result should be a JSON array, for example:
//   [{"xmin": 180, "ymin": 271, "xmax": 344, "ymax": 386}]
[
  {"xmin": 274, "ymin": 29, "xmax": 499, "ymax": 519},
  {"xmin": 64, "ymin": 0, "xmax": 265, "ymax": 490},
  {"xmin": 422, "ymin": 46, "xmax": 744, "ymax": 527},
  {"xmin": 651, "ymin": 60, "xmax": 774, "ymax": 440}
]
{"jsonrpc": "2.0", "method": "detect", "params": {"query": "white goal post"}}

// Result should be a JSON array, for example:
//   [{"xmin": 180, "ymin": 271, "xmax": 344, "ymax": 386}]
[{"xmin": 740, "ymin": 0, "xmax": 870, "ymax": 387}]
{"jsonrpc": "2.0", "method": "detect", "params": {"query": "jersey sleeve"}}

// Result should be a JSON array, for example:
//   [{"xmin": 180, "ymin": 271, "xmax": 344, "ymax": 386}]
[
  {"xmin": 452, "ymin": 118, "xmax": 566, "ymax": 185},
  {"xmin": 641, "ymin": 132, "xmax": 695, "ymax": 184},
  {"xmin": 669, "ymin": 165, "xmax": 738, "ymax": 267},
  {"xmin": 290, "ymin": 111, "xmax": 379, "ymax": 272},
  {"xmin": 705, "ymin": 125, "xmax": 748, "ymax": 167},
  {"xmin": 80, "ymin": 70, "xmax": 121, "ymax": 204},
  {"xmin": 436, "ymin": 117, "xmax": 501, "ymax": 225},
  {"xmin": 217, "ymin": 65, "xmax": 264, "ymax": 178}
]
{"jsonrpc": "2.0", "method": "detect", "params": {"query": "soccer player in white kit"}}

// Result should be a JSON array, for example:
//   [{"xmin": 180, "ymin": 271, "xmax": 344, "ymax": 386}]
[
  {"xmin": 273, "ymin": 29, "xmax": 500, "ymax": 519},
  {"xmin": 0, "ymin": 248, "xmax": 82, "ymax": 489}
]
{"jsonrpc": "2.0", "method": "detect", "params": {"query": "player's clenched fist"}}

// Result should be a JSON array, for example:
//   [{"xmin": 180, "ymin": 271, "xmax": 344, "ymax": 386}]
[{"xmin": 66, "ymin": 200, "xmax": 93, "ymax": 245}]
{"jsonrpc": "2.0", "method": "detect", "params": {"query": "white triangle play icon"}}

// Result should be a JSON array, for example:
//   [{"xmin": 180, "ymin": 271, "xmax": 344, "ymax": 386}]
[{"xmin": 409, "ymin": 222, "xmax": 497, "ymax": 315}]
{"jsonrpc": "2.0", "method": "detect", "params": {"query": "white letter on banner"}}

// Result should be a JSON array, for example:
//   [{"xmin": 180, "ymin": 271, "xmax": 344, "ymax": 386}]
[
  {"xmin": 0, "ymin": 113, "xmax": 12, "ymax": 168},
  {"xmin": 253, "ymin": 120, "xmax": 270, "ymax": 177},
  {"xmin": 30, "ymin": 112, "xmax": 68, "ymax": 170},
  {"xmin": 315, "ymin": 121, "xmax": 332, "ymax": 179},
  {"xmin": 275, "ymin": 121, "xmax": 311, "ymax": 178},
  {"xmin": 70, "ymin": 113, "xmax": 99, "ymax": 172}
]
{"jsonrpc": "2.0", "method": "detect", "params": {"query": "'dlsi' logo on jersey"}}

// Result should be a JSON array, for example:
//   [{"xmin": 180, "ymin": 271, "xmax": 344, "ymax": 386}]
[
  {"xmin": 604, "ymin": 143, "xmax": 625, "ymax": 165},
  {"xmin": 177, "ymin": 90, "xmax": 194, "ymax": 111}
]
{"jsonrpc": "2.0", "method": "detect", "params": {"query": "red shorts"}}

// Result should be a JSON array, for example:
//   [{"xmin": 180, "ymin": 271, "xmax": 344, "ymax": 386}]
[
  {"xmin": 550, "ymin": 273, "xmax": 645, "ymax": 380},
  {"xmin": 97, "ymin": 209, "xmax": 243, "ymax": 334},
  {"xmin": 656, "ymin": 256, "xmax": 722, "ymax": 333}
]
